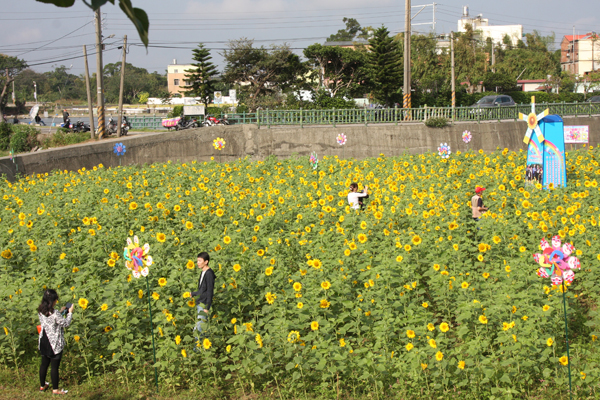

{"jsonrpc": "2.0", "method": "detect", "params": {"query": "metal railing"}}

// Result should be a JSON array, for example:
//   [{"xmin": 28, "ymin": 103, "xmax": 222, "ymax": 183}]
[{"xmin": 126, "ymin": 102, "xmax": 600, "ymax": 129}]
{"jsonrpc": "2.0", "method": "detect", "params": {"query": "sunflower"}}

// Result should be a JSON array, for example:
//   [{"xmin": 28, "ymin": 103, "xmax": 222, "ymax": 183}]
[
  {"xmin": 412, "ymin": 235, "xmax": 422, "ymax": 245},
  {"xmin": 175, "ymin": 335, "xmax": 181, "ymax": 345},
  {"xmin": 100, "ymin": 303, "xmax": 108, "ymax": 311},
  {"xmin": 479, "ymin": 315, "xmax": 488, "ymax": 324},
  {"xmin": 429, "ymin": 339, "xmax": 437, "ymax": 349},
  {"xmin": 559, "ymin": 356, "xmax": 568, "ymax": 366},
  {"xmin": 439, "ymin": 322, "xmax": 449, "ymax": 332},
  {"xmin": 435, "ymin": 351, "xmax": 444, "ymax": 361},
  {"xmin": 461, "ymin": 282, "xmax": 469, "ymax": 289},
  {"xmin": 152, "ymin": 292, "xmax": 160, "ymax": 300},
  {"xmin": 129, "ymin": 202, "xmax": 138, "ymax": 210},
  {"xmin": 458, "ymin": 360, "xmax": 465, "ymax": 370},
  {"xmin": 319, "ymin": 299, "xmax": 330, "ymax": 308},
  {"xmin": 422, "ymin": 302, "xmax": 428, "ymax": 308},
  {"xmin": 546, "ymin": 338, "xmax": 554, "ymax": 346},
  {"xmin": 156, "ymin": 233, "xmax": 166, "ymax": 243},
  {"xmin": 293, "ymin": 282, "xmax": 302, "ymax": 291},
  {"xmin": 186, "ymin": 260, "xmax": 195, "ymax": 269},
  {"xmin": 312, "ymin": 259, "xmax": 322, "ymax": 268},
  {"xmin": 107, "ymin": 259, "xmax": 116, "ymax": 267},
  {"xmin": 321, "ymin": 281, "xmax": 331, "ymax": 290},
  {"xmin": 543, "ymin": 305, "xmax": 550, "ymax": 312},
  {"xmin": 233, "ymin": 264, "xmax": 241, "ymax": 272},
  {"xmin": 1, "ymin": 249, "xmax": 12, "ymax": 259},
  {"xmin": 406, "ymin": 330, "xmax": 415, "ymax": 338},
  {"xmin": 216, "ymin": 209, "xmax": 224, "ymax": 217},
  {"xmin": 297, "ymin": 302, "xmax": 303, "ymax": 309},
  {"xmin": 185, "ymin": 221, "xmax": 194, "ymax": 229},
  {"xmin": 181, "ymin": 349, "xmax": 187, "ymax": 358},
  {"xmin": 265, "ymin": 292, "xmax": 277, "ymax": 304},
  {"xmin": 265, "ymin": 267, "xmax": 273, "ymax": 276},
  {"xmin": 104, "ymin": 326, "xmax": 112, "ymax": 332},
  {"xmin": 406, "ymin": 343, "xmax": 414, "ymax": 351},
  {"xmin": 357, "ymin": 233, "xmax": 367, "ymax": 243},
  {"xmin": 223, "ymin": 235, "xmax": 231, "ymax": 244},
  {"xmin": 310, "ymin": 321, "xmax": 319, "ymax": 331},
  {"xmin": 427, "ymin": 323, "xmax": 435, "ymax": 331},
  {"xmin": 396, "ymin": 255, "xmax": 404, "ymax": 262},
  {"xmin": 187, "ymin": 299, "xmax": 196, "ymax": 307},
  {"xmin": 78, "ymin": 298, "xmax": 89, "ymax": 309},
  {"xmin": 482, "ymin": 272, "xmax": 490, "ymax": 279},
  {"xmin": 287, "ymin": 331, "xmax": 300, "ymax": 343},
  {"xmin": 158, "ymin": 278, "xmax": 167, "ymax": 287}
]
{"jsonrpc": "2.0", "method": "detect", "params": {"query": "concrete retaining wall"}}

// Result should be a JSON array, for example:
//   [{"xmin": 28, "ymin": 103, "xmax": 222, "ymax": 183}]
[{"xmin": 1, "ymin": 115, "xmax": 598, "ymax": 181}]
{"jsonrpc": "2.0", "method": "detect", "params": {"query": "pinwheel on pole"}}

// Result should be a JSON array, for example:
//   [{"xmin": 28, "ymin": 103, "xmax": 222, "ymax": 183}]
[
  {"xmin": 123, "ymin": 236, "xmax": 158, "ymax": 391},
  {"xmin": 113, "ymin": 142, "xmax": 126, "ymax": 166},
  {"xmin": 519, "ymin": 96, "xmax": 549, "ymax": 145},
  {"xmin": 213, "ymin": 137, "xmax": 226, "ymax": 163},
  {"xmin": 336, "ymin": 133, "xmax": 347, "ymax": 159},
  {"xmin": 533, "ymin": 235, "xmax": 581, "ymax": 400}
]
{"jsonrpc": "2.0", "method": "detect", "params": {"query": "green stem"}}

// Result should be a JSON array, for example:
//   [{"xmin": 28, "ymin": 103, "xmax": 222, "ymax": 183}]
[
  {"xmin": 145, "ymin": 275, "xmax": 159, "ymax": 392},
  {"xmin": 561, "ymin": 281, "xmax": 572, "ymax": 400}
]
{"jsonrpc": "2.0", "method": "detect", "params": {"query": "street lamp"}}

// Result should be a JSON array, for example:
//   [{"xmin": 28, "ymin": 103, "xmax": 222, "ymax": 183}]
[{"xmin": 33, "ymin": 81, "xmax": 37, "ymax": 103}]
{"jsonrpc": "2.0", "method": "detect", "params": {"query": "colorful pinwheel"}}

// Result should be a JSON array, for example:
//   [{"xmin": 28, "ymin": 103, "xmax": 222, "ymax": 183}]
[
  {"xmin": 123, "ymin": 236, "xmax": 153, "ymax": 279},
  {"xmin": 113, "ymin": 143, "xmax": 126, "ymax": 156},
  {"xmin": 309, "ymin": 152, "xmax": 318, "ymax": 170},
  {"xmin": 462, "ymin": 130, "xmax": 472, "ymax": 144},
  {"xmin": 533, "ymin": 236, "xmax": 580, "ymax": 286},
  {"xmin": 336, "ymin": 133, "xmax": 347, "ymax": 146},
  {"xmin": 213, "ymin": 137, "xmax": 226, "ymax": 151},
  {"xmin": 438, "ymin": 143, "xmax": 451, "ymax": 159}
]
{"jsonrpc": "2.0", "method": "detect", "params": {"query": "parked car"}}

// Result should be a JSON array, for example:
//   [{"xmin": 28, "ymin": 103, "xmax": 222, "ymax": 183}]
[
  {"xmin": 470, "ymin": 95, "xmax": 516, "ymax": 108},
  {"xmin": 587, "ymin": 95, "xmax": 600, "ymax": 103}
]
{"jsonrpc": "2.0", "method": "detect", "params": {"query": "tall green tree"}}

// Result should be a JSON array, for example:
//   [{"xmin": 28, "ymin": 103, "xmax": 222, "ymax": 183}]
[
  {"xmin": 0, "ymin": 55, "xmax": 28, "ymax": 120},
  {"xmin": 367, "ymin": 26, "xmax": 402, "ymax": 106},
  {"xmin": 223, "ymin": 39, "xmax": 306, "ymax": 110},
  {"xmin": 182, "ymin": 44, "xmax": 218, "ymax": 106},
  {"xmin": 303, "ymin": 43, "xmax": 369, "ymax": 97},
  {"xmin": 453, "ymin": 24, "xmax": 487, "ymax": 93}
]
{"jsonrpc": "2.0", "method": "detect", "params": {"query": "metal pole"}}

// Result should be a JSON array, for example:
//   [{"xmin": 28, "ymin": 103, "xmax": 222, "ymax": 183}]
[
  {"xmin": 491, "ymin": 42, "xmax": 495, "ymax": 73},
  {"xmin": 403, "ymin": 0, "xmax": 411, "ymax": 112},
  {"xmin": 95, "ymin": 8, "xmax": 106, "ymax": 138},
  {"xmin": 451, "ymin": 32, "xmax": 455, "ymax": 113},
  {"xmin": 83, "ymin": 45, "xmax": 95, "ymax": 139},
  {"xmin": 117, "ymin": 35, "xmax": 127, "ymax": 137},
  {"xmin": 561, "ymin": 280, "xmax": 573, "ymax": 400},
  {"xmin": 145, "ymin": 275, "xmax": 159, "ymax": 392}
]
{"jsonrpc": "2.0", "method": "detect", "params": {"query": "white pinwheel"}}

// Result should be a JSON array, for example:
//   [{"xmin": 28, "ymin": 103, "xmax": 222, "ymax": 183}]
[{"xmin": 519, "ymin": 96, "xmax": 549, "ymax": 144}]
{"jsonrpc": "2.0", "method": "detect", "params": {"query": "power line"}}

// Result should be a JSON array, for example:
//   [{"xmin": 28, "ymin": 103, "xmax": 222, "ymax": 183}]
[{"xmin": 15, "ymin": 20, "xmax": 94, "ymax": 57}]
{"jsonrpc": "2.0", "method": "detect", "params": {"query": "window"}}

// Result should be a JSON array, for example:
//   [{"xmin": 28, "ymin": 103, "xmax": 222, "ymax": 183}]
[
  {"xmin": 174, "ymin": 69, "xmax": 178, "ymax": 73},
  {"xmin": 174, "ymin": 79, "xmax": 180, "ymax": 86},
  {"xmin": 184, "ymin": 80, "xmax": 190, "ymax": 86}
]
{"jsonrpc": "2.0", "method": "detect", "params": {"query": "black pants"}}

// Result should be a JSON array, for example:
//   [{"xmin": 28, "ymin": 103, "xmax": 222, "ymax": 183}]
[{"xmin": 39, "ymin": 351, "xmax": 62, "ymax": 388}]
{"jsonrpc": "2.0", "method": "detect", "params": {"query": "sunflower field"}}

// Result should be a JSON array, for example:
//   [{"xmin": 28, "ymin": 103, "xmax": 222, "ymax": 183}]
[{"xmin": 1, "ymin": 147, "xmax": 600, "ymax": 398}]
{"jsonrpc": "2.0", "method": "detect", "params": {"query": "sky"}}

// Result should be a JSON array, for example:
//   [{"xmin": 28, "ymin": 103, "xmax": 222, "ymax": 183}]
[{"xmin": 0, "ymin": 0, "xmax": 598, "ymax": 77}]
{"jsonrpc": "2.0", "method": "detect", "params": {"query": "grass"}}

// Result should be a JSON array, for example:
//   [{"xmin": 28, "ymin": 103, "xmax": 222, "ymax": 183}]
[{"xmin": 41, "ymin": 130, "xmax": 96, "ymax": 149}]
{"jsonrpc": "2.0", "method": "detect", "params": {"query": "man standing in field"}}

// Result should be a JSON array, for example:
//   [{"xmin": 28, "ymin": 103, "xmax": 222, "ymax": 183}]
[
  {"xmin": 191, "ymin": 252, "xmax": 215, "ymax": 343},
  {"xmin": 471, "ymin": 186, "xmax": 488, "ymax": 221}
]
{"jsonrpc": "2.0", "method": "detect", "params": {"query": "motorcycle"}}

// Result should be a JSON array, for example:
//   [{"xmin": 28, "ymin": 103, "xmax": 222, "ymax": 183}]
[
  {"xmin": 203, "ymin": 114, "xmax": 229, "ymax": 126},
  {"xmin": 60, "ymin": 118, "xmax": 72, "ymax": 130},
  {"xmin": 72, "ymin": 120, "xmax": 90, "ymax": 133},
  {"xmin": 105, "ymin": 117, "xmax": 131, "ymax": 136},
  {"xmin": 175, "ymin": 116, "xmax": 200, "ymax": 130}
]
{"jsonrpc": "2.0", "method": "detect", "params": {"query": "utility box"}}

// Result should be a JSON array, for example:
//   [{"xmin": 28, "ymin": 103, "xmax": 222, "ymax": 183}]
[{"xmin": 183, "ymin": 105, "xmax": 205, "ymax": 116}]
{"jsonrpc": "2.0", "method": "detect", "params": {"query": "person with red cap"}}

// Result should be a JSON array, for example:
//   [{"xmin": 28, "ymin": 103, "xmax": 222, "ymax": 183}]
[{"xmin": 471, "ymin": 186, "xmax": 488, "ymax": 221}]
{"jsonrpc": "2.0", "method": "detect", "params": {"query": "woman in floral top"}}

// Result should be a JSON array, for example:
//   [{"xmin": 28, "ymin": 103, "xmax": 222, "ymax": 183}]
[{"xmin": 37, "ymin": 289, "xmax": 74, "ymax": 395}]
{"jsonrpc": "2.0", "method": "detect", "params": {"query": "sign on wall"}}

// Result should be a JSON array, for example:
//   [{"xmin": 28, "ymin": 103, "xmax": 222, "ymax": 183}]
[
  {"xmin": 214, "ymin": 91, "xmax": 222, "ymax": 104},
  {"xmin": 564, "ymin": 125, "xmax": 589, "ymax": 143},
  {"xmin": 229, "ymin": 89, "xmax": 237, "ymax": 104}
]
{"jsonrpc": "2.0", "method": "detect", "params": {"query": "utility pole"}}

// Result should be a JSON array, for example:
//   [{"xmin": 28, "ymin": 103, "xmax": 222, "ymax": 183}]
[
  {"xmin": 451, "ymin": 32, "xmax": 455, "ymax": 112},
  {"xmin": 403, "ymin": 0, "xmax": 411, "ymax": 114},
  {"xmin": 491, "ymin": 42, "xmax": 495, "ymax": 73},
  {"xmin": 117, "ymin": 35, "xmax": 127, "ymax": 137},
  {"xmin": 95, "ymin": 8, "xmax": 106, "ymax": 138},
  {"xmin": 83, "ymin": 45, "xmax": 95, "ymax": 139}
]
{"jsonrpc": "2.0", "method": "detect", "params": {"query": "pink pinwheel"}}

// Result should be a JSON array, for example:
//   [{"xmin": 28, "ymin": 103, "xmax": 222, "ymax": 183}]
[
  {"xmin": 123, "ymin": 236, "xmax": 153, "ymax": 279},
  {"xmin": 336, "ymin": 133, "xmax": 347, "ymax": 146},
  {"xmin": 462, "ymin": 130, "xmax": 472, "ymax": 143},
  {"xmin": 533, "ymin": 236, "xmax": 580, "ymax": 286}
]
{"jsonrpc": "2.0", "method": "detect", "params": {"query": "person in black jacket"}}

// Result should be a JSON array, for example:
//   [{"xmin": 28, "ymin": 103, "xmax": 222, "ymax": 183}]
[{"xmin": 191, "ymin": 252, "xmax": 215, "ymax": 340}]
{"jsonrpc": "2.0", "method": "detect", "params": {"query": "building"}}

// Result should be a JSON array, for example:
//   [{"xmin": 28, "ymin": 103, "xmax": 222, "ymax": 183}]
[
  {"xmin": 457, "ymin": 6, "xmax": 523, "ymax": 48},
  {"xmin": 167, "ymin": 60, "xmax": 194, "ymax": 95},
  {"xmin": 560, "ymin": 33, "xmax": 600, "ymax": 75},
  {"xmin": 517, "ymin": 79, "xmax": 556, "ymax": 93}
]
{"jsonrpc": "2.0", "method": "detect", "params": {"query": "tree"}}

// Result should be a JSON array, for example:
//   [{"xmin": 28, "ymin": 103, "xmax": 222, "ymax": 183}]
[
  {"xmin": 182, "ymin": 44, "xmax": 218, "ymax": 106},
  {"xmin": 222, "ymin": 39, "xmax": 306, "ymax": 110},
  {"xmin": 327, "ymin": 18, "xmax": 373, "ymax": 42},
  {"xmin": 454, "ymin": 25, "xmax": 487, "ymax": 94},
  {"xmin": 367, "ymin": 26, "xmax": 403, "ymax": 107},
  {"xmin": 0, "ymin": 55, "xmax": 28, "ymax": 121},
  {"xmin": 303, "ymin": 43, "xmax": 369, "ymax": 97},
  {"xmin": 483, "ymin": 72, "xmax": 517, "ymax": 92},
  {"xmin": 36, "ymin": 0, "xmax": 149, "ymax": 47}
]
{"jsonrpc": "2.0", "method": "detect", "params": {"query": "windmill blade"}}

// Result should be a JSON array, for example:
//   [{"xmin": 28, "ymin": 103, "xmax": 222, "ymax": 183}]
[
  {"xmin": 536, "ymin": 108, "xmax": 549, "ymax": 121},
  {"xmin": 518, "ymin": 112, "xmax": 528, "ymax": 122},
  {"xmin": 534, "ymin": 125, "xmax": 545, "ymax": 143},
  {"xmin": 523, "ymin": 127, "xmax": 533, "ymax": 144}
]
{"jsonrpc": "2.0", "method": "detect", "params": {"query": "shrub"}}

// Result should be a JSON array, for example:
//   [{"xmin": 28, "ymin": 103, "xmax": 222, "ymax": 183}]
[
  {"xmin": 0, "ymin": 122, "xmax": 11, "ymax": 151},
  {"xmin": 9, "ymin": 125, "xmax": 39, "ymax": 153},
  {"xmin": 41, "ymin": 130, "xmax": 90, "ymax": 149},
  {"xmin": 425, "ymin": 117, "xmax": 448, "ymax": 128},
  {"xmin": 167, "ymin": 105, "xmax": 183, "ymax": 118}
]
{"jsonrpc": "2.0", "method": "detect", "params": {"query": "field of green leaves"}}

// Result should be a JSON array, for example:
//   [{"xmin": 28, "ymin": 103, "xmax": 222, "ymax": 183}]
[{"xmin": 1, "ymin": 148, "xmax": 600, "ymax": 398}]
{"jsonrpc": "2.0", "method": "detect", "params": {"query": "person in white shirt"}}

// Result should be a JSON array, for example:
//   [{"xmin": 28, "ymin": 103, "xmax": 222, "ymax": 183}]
[{"xmin": 347, "ymin": 182, "xmax": 368, "ymax": 210}]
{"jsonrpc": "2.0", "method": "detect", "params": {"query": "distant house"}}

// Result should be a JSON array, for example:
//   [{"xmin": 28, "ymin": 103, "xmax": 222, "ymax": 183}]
[
  {"xmin": 167, "ymin": 59, "xmax": 194, "ymax": 96},
  {"xmin": 517, "ymin": 79, "xmax": 550, "ymax": 92},
  {"xmin": 457, "ymin": 6, "xmax": 523, "ymax": 48},
  {"xmin": 560, "ymin": 33, "xmax": 600, "ymax": 75}
]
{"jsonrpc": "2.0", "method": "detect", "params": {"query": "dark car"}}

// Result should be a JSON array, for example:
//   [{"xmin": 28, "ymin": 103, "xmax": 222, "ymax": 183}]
[
  {"xmin": 470, "ymin": 95, "xmax": 516, "ymax": 108},
  {"xmin": 587, "ymin": 95, "xmax": 600, "ymax": 103}
]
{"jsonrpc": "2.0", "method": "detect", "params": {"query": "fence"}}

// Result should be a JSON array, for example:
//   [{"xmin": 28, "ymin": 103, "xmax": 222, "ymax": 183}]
[{"xmin": 126, "ymin": 102, "xmax": 600, "ymax": 129}]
